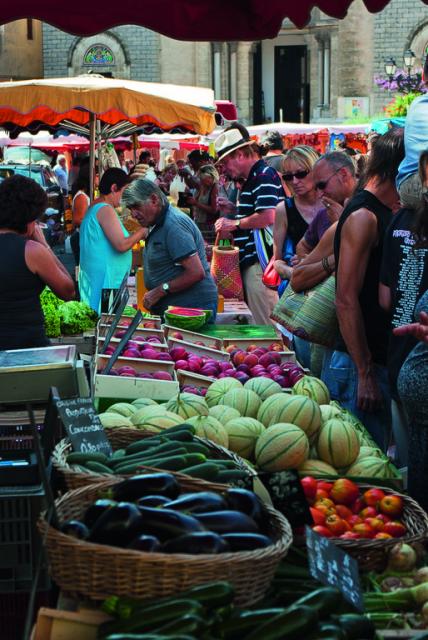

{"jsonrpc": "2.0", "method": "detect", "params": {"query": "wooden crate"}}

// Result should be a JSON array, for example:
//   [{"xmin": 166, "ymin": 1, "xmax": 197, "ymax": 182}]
[
  {"xmin": 162, "ymin": 324, "xmax": 223, "ymax": 351},
  {"xmin": 98, "ymin": 314, "xmax": 162, "ymax": 330},
  {"xmin": 32, "ymin": 607, "xmax": 111, "ymax": 640},
  {"xmin": 176, "ymin": 369, "xmax": 216, "ymax": 389},
  {"xmin": 222, "ymin": 337, "xmax": 283, "ymax": 351},
  {"xmin": 167, "ymin": 337, "xmax": 231, "ymax": 363}
]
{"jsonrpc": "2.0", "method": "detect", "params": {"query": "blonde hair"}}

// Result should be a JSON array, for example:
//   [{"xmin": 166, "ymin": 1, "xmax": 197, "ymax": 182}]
[
  {"xmin": 198, "ymin": 164, "xmax": 219, "ymax": 183},
  {"xmin": 281, "ymin": 145, "xmax": 320, "ymax": 173}
]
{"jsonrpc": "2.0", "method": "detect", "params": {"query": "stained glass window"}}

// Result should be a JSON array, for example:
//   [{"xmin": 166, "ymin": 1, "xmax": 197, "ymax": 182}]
[{"xmin": 83, "ymin": 45, "xmax": 114, "ymax": 66}]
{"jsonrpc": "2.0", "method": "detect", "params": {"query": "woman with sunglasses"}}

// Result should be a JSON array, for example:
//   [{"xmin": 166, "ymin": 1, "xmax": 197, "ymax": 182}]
[{"xmin": 273, "ymin": 146, "xmax": 321, "ymax": 282}]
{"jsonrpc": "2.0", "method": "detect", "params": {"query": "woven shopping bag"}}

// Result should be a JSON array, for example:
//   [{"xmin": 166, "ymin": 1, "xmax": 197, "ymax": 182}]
[
  {"xmin": 210, "ymin": 235, "xmax": 244, "ymax": 300},
  {"xmin": 271, "ymin": 275, "xmax": 338, "ymax": 347}
]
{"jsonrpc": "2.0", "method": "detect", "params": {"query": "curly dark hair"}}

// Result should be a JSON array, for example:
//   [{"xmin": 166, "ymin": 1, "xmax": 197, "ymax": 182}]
[{"xmin": 0, "ymin": 174, "xmax": 48, "ymax": 233}]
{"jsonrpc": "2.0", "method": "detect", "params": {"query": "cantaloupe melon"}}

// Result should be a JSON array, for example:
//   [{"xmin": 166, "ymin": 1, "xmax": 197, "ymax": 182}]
[
  {"xmin": 225, "ymin": 417, "xmax": 265, "ymax": 459},
  {"xmin": 165, "ymin": 392, "xmax": 209, "ymax": 419},
  {"xmin": 244, "ymin": 377, "xmax": 282, "ymax": 401},
  {"xmin": 346, "ymin": 456, "xmax": 393, "ymax": 479},
  {"xmin": 355, "ymin": 446, "xmax": 383, "ymax": 461},
  {"xmin": 106, "ymin": 402, "xmax": 137, "ymax": 418},
  {"xmin": 186, "ymin": 415, "xmax": 229, "ymax": 448},
  {"xmin": 131, "ymin": 397, "xmax": 158, "ymax": 410},
  {"xmin": 298, "ymin": 459, "xmax": 337, "ymax": 476},
  {"xmin": 319, "ymin": 404, "xmax": 342, "ymax": 423},
  {"xmin": 209, "ymin": 405, "xmax": 241, "ymax": 424},
  {"xmin": 219, "ymin": 388, "xmax": 261, "ymax": 419},
  {"xmin": 98, "ymin": 413, "xmax": 134, "ymax": 428},
  {"xmin": 317, "ymin": 418, "xmax": 360, "ymax": 468},
  {"xmin": 133, "ymin": 411, "xmax": 183, "ymax": 433},
  {"xmin": 260, "ymin": 393, "xmax": 321, "ymax": 439},
  {"xmin": 255, "ymin": 423, "xmax": 309, "ymax": 471},
  {"xmin": 205, "ymin": 377, "xmax": 243, "ymax": 407},
  {"xmin": 293, "ymin": 376, "xmax": 330, "ymax": 405},
  {"xmin": 257, "ymin": 393, "xmax": 293, "ymax": 427},
  {"xmin": 131, "ymin": 405, "xmax": 167, "ymax": 426}
]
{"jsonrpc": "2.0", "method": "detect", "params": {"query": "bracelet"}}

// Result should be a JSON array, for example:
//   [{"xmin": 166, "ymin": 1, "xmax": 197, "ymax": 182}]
[{"xmin": 322, "ymin": 256, "xmax": 334, "ymax": 275}]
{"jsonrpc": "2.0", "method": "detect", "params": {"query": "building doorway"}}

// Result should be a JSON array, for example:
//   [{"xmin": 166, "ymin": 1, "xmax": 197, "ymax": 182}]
[{"xmin": 274, "ymin": 45, "xmax": 309, "ymax": 123}]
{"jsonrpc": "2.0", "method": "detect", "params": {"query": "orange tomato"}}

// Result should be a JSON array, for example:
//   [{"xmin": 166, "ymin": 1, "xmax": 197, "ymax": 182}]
[{"xmin": 325, "ymin": 515, "xmax": 349, "ymax": 536}]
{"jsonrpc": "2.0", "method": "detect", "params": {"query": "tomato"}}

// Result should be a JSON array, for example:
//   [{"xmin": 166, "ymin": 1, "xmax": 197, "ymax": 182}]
[
  {"xmin": 348, "ymin": 515, "xmax": 363, "ymax": 527},
  {"xmin": 310, "ymin": 507, "xmax": 326, "ymax": 526},
  {"xmin": 330, "ymin": 479, "xmax": 360, "ymax": 506},
  {"xmin": 352, "ymin": 498, "xmax": 365, "ymax": 514},
  {"xmin": 363, "ymin": 488, "xmax": 385, "ymax": 508},
  {"xmin": 312, "ymin": 525, "xmax": 333, "ymax": 538},
  {"xmin": 325, "ymin": 515, "xmax": 349, "ymax": 536},
  {"xmin": 376, "ymin": 513, "xmax": 391, "ymax": 524},
  {"xmin": 364, "ymin": 517, "xmax": 385, "ymax": 532},
  {"xmin": 315, "ymin": 489, "xmax": 330, "ymax": 501},
  {"xmin": 317, "ymin": 481, "xmax": 333, "ymax": 494},
  {"xmin": 379, "ymin": 495, "xmax": 404, "ymax": 518},
  {"xmin": 340, "ymin": 531, "xmax": 361, "ymax": 539},
  {"xmin": 335, "ymin": 505, "xmax": 353, "ymax": 521},
  {"xmin": 359, "ymin": 506, "xmax": 378, "ymax": 519},
  {"xmin": 314, "ymin": 498, "xmax": 335, "ymax": 509},
  {"xmin": 301, "ymin": 476, "xmax": 318, "ymax": 501},
  {"xmin": 352, "ymin": 523, "xmax": 375, "ymax": 538},
  {"xmin": 383, "ymin": 521, "xmax": 407, "ymax": 538}
]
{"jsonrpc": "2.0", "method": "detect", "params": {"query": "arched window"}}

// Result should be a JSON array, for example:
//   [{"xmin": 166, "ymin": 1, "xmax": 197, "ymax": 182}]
[{"xmin": 83, "ymin": 45, "xmax": 114, "ymax": 66}]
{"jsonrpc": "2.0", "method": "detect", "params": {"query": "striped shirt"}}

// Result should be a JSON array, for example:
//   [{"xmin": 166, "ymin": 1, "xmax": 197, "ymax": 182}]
[{"xmin": 231, "ymin": 159, "xmax": 284, "ymax": 270}]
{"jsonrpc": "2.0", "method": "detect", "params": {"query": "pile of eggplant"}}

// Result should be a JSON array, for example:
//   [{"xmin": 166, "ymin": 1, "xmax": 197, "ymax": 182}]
[{"xmin": 60, "ymin": 473, "xmax": 275, "ymax": 554}]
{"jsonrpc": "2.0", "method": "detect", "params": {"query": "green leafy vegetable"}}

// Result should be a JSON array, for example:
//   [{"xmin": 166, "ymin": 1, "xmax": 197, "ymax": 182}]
[{"xmin": 40, "ymin": 288, "xmax": 98, "ymax": 336}]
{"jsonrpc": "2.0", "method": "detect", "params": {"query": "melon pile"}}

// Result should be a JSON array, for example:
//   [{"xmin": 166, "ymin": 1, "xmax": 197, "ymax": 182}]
[{"xmin": 97, "ymin": 374, "xmax": 395, "ymax": 480}]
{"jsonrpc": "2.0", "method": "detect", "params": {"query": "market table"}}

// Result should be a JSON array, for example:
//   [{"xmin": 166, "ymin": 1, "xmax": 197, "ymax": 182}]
[{"xmin": 215, "ymin": 299, "xmax": 253, "ymax": 325}]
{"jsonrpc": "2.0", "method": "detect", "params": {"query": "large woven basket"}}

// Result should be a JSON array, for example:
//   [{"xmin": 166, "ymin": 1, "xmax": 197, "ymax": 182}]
[
  {"xmin": 321, "ymin": 485, "xmax": 428, "ymax": 572},
  {"xmin": 38, "ymin": 478, "xmax": 292, "ymax": 605},
  {"xmin": 52, "ymin": 429, "xmax": 255, "ymax": 492}
]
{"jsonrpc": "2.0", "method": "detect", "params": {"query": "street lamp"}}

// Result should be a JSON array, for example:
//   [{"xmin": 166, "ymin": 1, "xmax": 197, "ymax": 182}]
[
  {"xmin": 403, "ymin": 49, "xmax": 416, "ymax": 74},
  {"xmin": 384, "ymin": 57, "xmax": 397, "ymax": 81}
]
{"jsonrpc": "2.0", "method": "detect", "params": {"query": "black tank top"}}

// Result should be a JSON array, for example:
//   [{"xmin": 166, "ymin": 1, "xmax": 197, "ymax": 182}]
[
  {"xmin": 334, "ymin": 190, "xmax": 391, "ymax": 365},
  {"xmin": 0, "ymin": 233, "xmax": 48, "ymax": 350},
  {"xmin": 285, "ymin": 197, "xmax": 309, "ymax": 246}
]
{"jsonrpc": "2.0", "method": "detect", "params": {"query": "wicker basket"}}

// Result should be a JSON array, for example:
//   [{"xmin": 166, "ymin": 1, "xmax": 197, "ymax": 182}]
[
  {"xmin": 321, "ymin": 485, "xmax": 428, "ymax": 572},
  {"xmin": 38, "ymin": 478, "xmax": 292, "ymax": 605},
  {"xmin": 52, "ymin": 430, "xmax": 255, "ymax": 492}
]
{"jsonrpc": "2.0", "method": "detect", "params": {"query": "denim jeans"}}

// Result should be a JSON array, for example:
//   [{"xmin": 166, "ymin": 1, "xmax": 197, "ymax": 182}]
[{"xmin": 321, "ymin": 350, "xmax": 391, "ymax": 452}]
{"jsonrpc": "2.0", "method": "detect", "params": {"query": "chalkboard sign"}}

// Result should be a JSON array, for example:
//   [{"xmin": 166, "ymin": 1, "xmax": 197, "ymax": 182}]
[
  {"xmin": 257, "ymin": 469, "xmax": 312, "ymax": 528},
  {"xmin": 305, "ymin": 526, "xmax": 364, "ymax": 611},
  {"xmin": 103, "ymin": 311, "xmax": 143, "ymax": 374},
  {"xmin": 55, "ymin": 396, "xmax": 113, "ymax": 457}
]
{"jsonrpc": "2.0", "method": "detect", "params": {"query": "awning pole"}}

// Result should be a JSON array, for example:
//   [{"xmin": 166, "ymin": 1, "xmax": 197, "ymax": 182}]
[{"xmin": 89, "ymin": 113, "xmax": 96, "ymax": 202}]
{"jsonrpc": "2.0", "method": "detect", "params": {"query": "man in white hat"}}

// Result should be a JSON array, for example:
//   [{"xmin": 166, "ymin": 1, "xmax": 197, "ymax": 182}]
[{"xmin": 214, "ymin": 123, "xmax": 283, "ymax": 325}]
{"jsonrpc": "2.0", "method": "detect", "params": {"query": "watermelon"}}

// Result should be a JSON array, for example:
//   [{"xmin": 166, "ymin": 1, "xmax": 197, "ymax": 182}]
[
  {"xmin": 164, "ymin": 306, "xmax": 210, "ymax": 330},
  {"xmin": 317, "ymin": 418, "xmax": 360, "ymax": 468},
  {"xmin": 165, "ymin": 392, "xmax": 209, "ymax": 419},
  {"xmin": 225, "ymin": 417, "xmax": 265, "ymax": 459},
  {"xmin": 298, "ymin": 459, "xmax": 337, "ymax": 476},
  {"xmin": 259, "ymin": 393, "xmax": 321, "ymax": 439},
  {"xmin": 205, "ymin": 377, "xmax": 243, "ymax": 408},
  {"xmin": 186, "ymin": 415, "xmax": 229, "ymax": 448},
  {"xmin": 209, "ymin": 405, "xmax": 241, "ymax": 423},
  {"xmin": 346, "ymin": 456, "xmax": 394, "ymax": 479},
  {"xmin": 97, "ymin": 413, "xmax": 134, "ymax": 428},
  {"xmin": 219, "ymin": 388, "xmax": 262, "ymax": 418},
  {"xmin": 255, "ymin": 423, "xmax": 309, "ymax": 471},
  {"xmin": 257, "ymin": 393, "xmax": 291, "ymax": 427},
  {"xmin": 133, "ymin": 410, "xmax": 184, "ymax": 433},
  {"xmin": 319, "ymin": 404, "xmax": 342, "ymax": 423},
  {"xmin": 293, "ymin": 376, "xmax": 330, "ymax": 405},
  {"xmin": 131, "ymin": 397, "xmax": 158, "ymax": 410},
  {"xmin": 244, "ymin": 377, "xmax": 282, "ymax": 401},
  {"xmin": 106, "ymin": 402, "xmax": 137, "ymax": 418}
]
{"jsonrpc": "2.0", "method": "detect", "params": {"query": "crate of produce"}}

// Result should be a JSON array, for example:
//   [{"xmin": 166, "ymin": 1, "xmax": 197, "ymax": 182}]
[
  {"xmin": 176, "ymin": 369, "xmax": 216, "ymax": 390},
  {"xmin": 97, "ymin": 324, "xmax": 165, "ymax": 344},
  {"xmin": 223, "ymin": 337, "xmax": 284, "ymax": 351},
  {"xmin": 93, "ymin": 355, "xmax": 179, "ymax": 402},
  {"xmin": 162, "ymin": 324, "xmax": 223, "ymax": 351},
  {"xmin": 96, "ymin": 335, "xmax": 168, "ymax": 356},
  {"xmin": 167, "ymin": 337, "xmax": 231, "ymax": 363},
  {"xmin": 38, "ymin": 477, "xmax": 292, "ymax": 605},
  {"xmin": 99, "ymin": 314, "xmax": 161, "ymax": 330}
]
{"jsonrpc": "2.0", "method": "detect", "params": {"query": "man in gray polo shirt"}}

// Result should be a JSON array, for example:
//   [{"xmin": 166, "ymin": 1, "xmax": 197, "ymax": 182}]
[{"xmin": 122, "ymin": 179, "xmax": 218, "ymax": 319}]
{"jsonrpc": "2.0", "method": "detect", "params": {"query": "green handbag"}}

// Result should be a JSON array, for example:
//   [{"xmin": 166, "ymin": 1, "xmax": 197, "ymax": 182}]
[{"xmin": 271, "ymin": 275, "xmax": 338, "ymax": 347}]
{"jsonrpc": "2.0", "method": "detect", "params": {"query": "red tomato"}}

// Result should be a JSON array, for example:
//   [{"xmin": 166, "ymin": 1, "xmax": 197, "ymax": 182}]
[
  {"xmin": 335, "ymin": 505, "xmax": 353, "ymax": 521},
  {"xmin": 352, "ymin": 523, "xmax": 375, "ymax": 538},
  {"xmin": 315, "ymin": 489, "xmax": 329, "ymax": 501},
  {"xmin": 376, "ymin": 513, "xmax": 391, "ymax": 524},
  {"xmin": 301, "ymin": 476, "xmax": 318, "ymax": 501},
  {"xmin": 330, "ymin": 479, "xmax": 360, "ymax": 506},
  {"xmin": 312, "ymin": 525, "xmax": 333, "ymax": 538},
  {"xmin": 379, "ymin": 495, "xmax": 404, "ymax": 519},
  {"xmin": 383, "ymin": 521, "xmax": 407, "ymax": 538},
  {"xmin": 363, "ymin": 488, "xmax": 385, "ymax": 508},
  {"xmin": 317, "ymin": 481, "xmax": 333, "ymax": 494},
  {"xmin": 310, "ymin": 507, "xmax": 326, "ymax": 526},
  {"xmin": 359, "ymin": 506, "xmax": 378, "ymax": 519},
  {"xmin": 348, "ymin": 515, "xmax": 363, "ymax": 527},
  {"xmin": 325, "ymin": 515, "xmax": 349, "ymax": 536}
]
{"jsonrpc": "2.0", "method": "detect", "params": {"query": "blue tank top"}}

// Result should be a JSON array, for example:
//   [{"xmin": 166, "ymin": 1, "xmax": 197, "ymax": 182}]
[{"xmin": 78, "ymin": 202, "xmax": 131, "ymax": 313}]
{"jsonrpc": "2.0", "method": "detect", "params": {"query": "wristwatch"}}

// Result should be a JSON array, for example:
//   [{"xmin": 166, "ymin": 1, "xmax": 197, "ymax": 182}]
[
  {"xmin": 235, "ymin": 219, "xmax": 241, "ymax": 228},
  {"xmin": 162, "ymin": 282, "xmax": 170, "ymax": 294}
]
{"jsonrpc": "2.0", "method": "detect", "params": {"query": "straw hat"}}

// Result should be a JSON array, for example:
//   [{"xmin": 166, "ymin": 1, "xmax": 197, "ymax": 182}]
[{"xmin": 214, "ymin": 128, "xmax": 253, "ymax": 163}]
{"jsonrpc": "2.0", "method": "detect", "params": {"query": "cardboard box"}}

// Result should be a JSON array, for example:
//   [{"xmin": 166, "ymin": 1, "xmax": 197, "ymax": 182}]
[{"xmin": 32, "ymin": 607, "xmax": 111, "ymax": 640}]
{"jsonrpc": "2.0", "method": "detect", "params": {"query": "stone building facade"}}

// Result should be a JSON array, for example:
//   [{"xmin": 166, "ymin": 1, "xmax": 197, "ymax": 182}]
[{"xmin": 0, "ymin": 19, "xmax": 43, "ymax": 81}]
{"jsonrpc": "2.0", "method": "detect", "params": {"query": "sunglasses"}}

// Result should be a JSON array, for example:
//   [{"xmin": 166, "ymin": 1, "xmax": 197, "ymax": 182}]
[
  {"xmin": 282, "ymin": 170, "xmax": 310, "ymax": 182},
  {"xmin": 315, "ymin": 168, "xmax": 340, "ymax": 191}
]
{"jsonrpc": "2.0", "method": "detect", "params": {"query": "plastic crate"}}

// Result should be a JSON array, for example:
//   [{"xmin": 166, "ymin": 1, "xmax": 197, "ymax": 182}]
[
  {"xmin": 0, "ymin": 485, "xmax": 50, "ymax": 593},
  {"xmin": 0, "ymin": 590, "xmax": 52, "ymax": 640}
]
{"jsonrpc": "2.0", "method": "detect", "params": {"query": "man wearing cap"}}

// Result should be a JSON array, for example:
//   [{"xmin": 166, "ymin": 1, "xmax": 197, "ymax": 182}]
[
  {"xmin": 262, "ymin": 130, "xmax": 285, "ymax": 173},
  {"xmin": 214, "ymin": 123, "xmax": 284, "ymax": 325}
]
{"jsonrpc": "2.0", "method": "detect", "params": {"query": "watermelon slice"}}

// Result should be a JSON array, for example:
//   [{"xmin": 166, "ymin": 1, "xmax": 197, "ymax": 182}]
[{"xmin": 165, "ymin": 306, "xmax": 211, "ymax": 330}]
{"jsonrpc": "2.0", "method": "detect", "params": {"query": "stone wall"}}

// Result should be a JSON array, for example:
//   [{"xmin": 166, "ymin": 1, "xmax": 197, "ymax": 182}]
[{"xmin": 0, "ymin": 20, "xmax": 43, "ymax": 80}]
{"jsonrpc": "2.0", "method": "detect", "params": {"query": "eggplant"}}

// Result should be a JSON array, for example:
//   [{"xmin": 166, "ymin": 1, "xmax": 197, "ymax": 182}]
[
  {"xmin": 60, "ymin": 519, "xmax": 90, "ymax": 539},
  {"xmin": 83, "ymin": 498, "xmax": 117, "ymax": 529},
  {"xmin": 127, "ymin": 534, "xmax": 161, "ymax": 552},
  {"xmin": 165, "ymin": 492, "xmax": 227, "ymax": 514},
  {"xmin": 137, "ymin": 495, "xmax": 171, "ymax": 508},
  {"xmin": 88, "ymin": 502, "xmax": 144, "ymax": 547},
  {"xmin": 194, "ymin": 510, "xmax": 259, "ymax": 534},
  {"xmin": 138, "ymin": 506, "xmax": 204, "ymax": 541},
  {"xmin": 225, "ymin": 488, "xmax": 263, "ymax": 522},
  {"xmin": 110, "ymin": 473, "xmax": 180, "ymax": 502},
  {"xmin": 161, "ymin": 532, "xmax": 230, "ymax": 554},
  {"xmin": 221, "ymin": 533, "xmax": 273, "ymax": 551}
]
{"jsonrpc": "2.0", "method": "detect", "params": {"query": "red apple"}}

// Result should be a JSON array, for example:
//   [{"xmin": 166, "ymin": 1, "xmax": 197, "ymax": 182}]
[
  {"xmin": 363, "ymin": 488, "xmax": 385, "ymax": 508},
  {"xmin": 379, "ymin": 495, "xmax": 404, "ymax": 519}
]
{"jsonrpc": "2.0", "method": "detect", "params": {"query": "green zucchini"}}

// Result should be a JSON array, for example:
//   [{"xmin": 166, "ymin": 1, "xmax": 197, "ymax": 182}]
[
  {"xmin": 316, "ymin": 623, "xmax": 346, "ymax": 639},
  {"xmin": 66, "ymin": 451, "xmax": 109, "ymax": 465},
  {"xmin": 293, "ymin": 587, "xmax": 342, "ymax": 619},
  {"xmin": 138, "ymin": 453, "xmax": 206, "ymax": 471},
  {"xmin": 111, "ymin": 448, "xmax": 126, "ymax": 460},
  {"xmin": 178, "ymin": 442, "xmax": 210, "ymax": 455},
  {"xmin": 84, "ymin": 461, "xmax": 113, "ymax": 474},
  {"xmin": 178, "ymin": 581, "xmax": 234, "ymax": 609},
  {"xmin": 153, "ymin": 613, "xmax": 204, "ymax": 635},
  {"xmin": 113, "ymin": 450, "xmax": 188, "ymax": 474},
  {"xmin": 245, "ymin": 604, "xmax": 318, "ymax": 640},
  {"xmin": 218, "ymin": 608, "xmax": 286, "ymax": 639},
  {"xmin": 125, "ymin": 438, "xmax": 163, "ymax": 455},
  {"xmin": 330, "ymin": 614, "xmax": 376, "ymax": 640},
  {"xmin": 111, "ymin": 444, "xmax": 187, "ymax": 467},
  {"xmin": 203, "ymin": 459, "xmax": 237, "ymax": 469},
  {"xmin": 180, "ymin": 462, "xmax": 220, "ymax": 480}
]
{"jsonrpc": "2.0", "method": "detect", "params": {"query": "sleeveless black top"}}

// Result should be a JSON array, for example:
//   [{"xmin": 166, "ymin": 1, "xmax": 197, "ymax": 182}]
[
  {"xmin": 0, "ymin": 233, "xmax": 48, "ymax": 350},
  {"xmin": 334, "ymin": 190, "xmax": 392, "ymax": 365},
  {"xmin": 285, "ymin": 197, "xmax": 309, "ymax": 246}
]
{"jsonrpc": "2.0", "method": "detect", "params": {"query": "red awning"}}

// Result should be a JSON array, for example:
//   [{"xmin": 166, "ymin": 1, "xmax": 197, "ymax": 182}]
[{"xmin": 5, "ymin": 0, "xmax": 428, "ymax": 40}]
